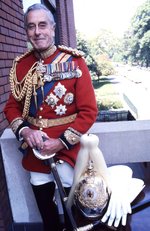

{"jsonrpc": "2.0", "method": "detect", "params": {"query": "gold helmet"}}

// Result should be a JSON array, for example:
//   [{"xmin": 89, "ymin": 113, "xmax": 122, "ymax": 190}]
[
  {"xmin": 73, "ymin": 161, "xmax": 109, "ymax": 220},
  {"xmin": 67, "ymin": 134, "xmax": 111, "ymax": 220}
]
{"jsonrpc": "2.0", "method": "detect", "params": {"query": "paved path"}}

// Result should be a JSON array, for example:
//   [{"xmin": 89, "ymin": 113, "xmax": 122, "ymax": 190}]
[{"xmin": 107, "ymin": 66, "xmax": 150, "ymax": 120}]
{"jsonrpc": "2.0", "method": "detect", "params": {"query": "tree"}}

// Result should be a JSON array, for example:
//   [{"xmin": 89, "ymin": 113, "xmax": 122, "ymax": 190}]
[
  {"xmin": 76, "ymin": 31, "xmax": 102, "ymax": 78},
  {"xmin": 90, "ymin": 29, "xmax": 122, "ymax": 61},
  {"xmin": 76, "ymin": 30, "xmax": 116, "ymax": 77},
  {"xmin": 127, "ymin": 0, "xmax": 150, "ymax": 67},
  {"xmin": 76, "ymin": 31, "xmax": 90, "ymax": 55}
]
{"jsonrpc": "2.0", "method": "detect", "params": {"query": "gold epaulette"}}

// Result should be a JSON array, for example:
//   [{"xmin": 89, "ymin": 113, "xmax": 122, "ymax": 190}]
[
  {"xmin": 15, "ymin": 49, "xmax": 33, "ymax": 63},
  {"xmin": 58, "ymin": 45, "xmax": 84, "ymax": 57}
]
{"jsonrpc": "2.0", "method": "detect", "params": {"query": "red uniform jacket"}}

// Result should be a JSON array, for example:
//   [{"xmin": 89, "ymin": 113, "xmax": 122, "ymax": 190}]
[{"xmin": 4, "ymin": 46, "xmax": 98, "ymax": 173}]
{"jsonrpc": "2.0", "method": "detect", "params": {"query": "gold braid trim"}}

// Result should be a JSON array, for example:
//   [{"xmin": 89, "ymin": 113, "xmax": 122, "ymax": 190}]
[
  {"xmin": 58, "ymin": 45, "xmax": 85, "ymax": 57},
  {"xmin": 10, "ymin": 117, "xmax": 24, "ymax": 134},
  {"xmin": 64, "ymin": 127, "xmax": 82, "ymax": 145},
  {"xmin": 9, "ymin": 50, "xmax": 38, "ymax": 118}
]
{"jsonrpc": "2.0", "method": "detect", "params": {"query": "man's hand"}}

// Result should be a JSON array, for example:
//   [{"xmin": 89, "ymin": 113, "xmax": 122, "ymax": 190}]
[
  {"xmin": 40, "ymin": 137, "xmax": 64, "ymax": 156},
  {"xmin": 20, "ymin": 127, "xmax": 64, "ymax": 156},
  {"xmin": 20, "ymin": 127, "xmax": 49, "ymax": 150}
]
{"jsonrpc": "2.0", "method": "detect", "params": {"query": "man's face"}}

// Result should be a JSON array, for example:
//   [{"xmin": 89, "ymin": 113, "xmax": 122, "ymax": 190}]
[{"xmin": 26, "ymin": 9, "xmax": 55, "ymax": 51}]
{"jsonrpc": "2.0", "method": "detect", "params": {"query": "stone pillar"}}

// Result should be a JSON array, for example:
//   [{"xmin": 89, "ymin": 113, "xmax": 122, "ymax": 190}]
[
  {"xmin": 56, "ymin": 0, "xmax": 76, "ymax": 48},
  {"xmin": 0, "ymin": 129, "xmax": 43, "ymax": 230}
]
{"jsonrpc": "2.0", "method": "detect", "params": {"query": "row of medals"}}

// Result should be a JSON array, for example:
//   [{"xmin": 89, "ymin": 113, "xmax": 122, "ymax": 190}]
[{"xmin": 35, "ymin": 60, "xmax": 82, "ymax": 115}]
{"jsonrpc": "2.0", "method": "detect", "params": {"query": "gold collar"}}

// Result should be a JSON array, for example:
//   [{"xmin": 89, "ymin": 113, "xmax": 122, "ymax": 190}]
[{"xmin": 34, "ymin": 45, "xmax": 57, "ymax": 60}]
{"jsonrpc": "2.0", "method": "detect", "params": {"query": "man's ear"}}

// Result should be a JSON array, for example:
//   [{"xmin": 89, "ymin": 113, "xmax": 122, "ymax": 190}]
[{"xmin": 53, "ymin": 23, "xmax": 56, "ymax": 30}]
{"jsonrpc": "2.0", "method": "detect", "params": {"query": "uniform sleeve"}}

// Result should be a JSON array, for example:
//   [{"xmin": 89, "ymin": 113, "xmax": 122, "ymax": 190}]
[
  {"xmin": 59, "ymin": 57, "xmax": 98, "ymax": 149},
  {"xmin": 4, "ymin": 94, "xmax": 29, "ymax": 139}
]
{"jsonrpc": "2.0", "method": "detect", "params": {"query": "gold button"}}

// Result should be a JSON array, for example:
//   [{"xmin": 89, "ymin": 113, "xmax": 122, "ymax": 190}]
[
  {"xmin": 39, "ymin": 115, "xmax": 42, "ymax": 119},
  {"xmin": 39, "ymin": 127, "xmax": 43, "ymax": 131},
  {"xmin": 40, "ymin": 107, "xmax": 43, "ymax": 111}
]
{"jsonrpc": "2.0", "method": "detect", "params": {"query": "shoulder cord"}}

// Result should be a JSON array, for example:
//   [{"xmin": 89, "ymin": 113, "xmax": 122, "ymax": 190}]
[{"xmin": 9, "ymin": 50, "xmax": 38, "ymax": 118}]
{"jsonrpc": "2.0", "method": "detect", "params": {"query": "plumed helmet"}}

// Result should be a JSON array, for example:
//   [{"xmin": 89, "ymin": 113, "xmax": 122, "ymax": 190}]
[{"xmin": 73, "ymin": 161, "xmax": 110, "ymax": 220}]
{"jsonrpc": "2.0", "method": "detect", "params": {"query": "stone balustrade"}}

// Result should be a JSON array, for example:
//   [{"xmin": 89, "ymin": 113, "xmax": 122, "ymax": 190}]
[{"xmin": 1, "ymin": 120, "xmax": 150, "ymax": 230}]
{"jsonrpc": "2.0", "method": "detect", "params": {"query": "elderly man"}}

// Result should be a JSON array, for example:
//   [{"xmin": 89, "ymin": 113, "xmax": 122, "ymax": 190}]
[{"xmin": 4, "ymin": 3, "xmax": 98, "ymax": 231}]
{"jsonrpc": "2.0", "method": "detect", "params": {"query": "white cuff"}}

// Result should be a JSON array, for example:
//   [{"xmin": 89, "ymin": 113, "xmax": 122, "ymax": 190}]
[{"xmin": 18, "ymin": 126, "xmax": 29, "ymax": 141}]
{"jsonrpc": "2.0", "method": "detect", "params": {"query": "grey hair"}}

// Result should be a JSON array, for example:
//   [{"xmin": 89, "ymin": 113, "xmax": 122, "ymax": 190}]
[{"xmin": 24, "ymin": 3, "xmax": 56, "ymax": 28}]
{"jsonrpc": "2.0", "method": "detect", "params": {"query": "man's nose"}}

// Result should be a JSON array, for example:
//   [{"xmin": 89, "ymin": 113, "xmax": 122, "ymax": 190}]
[{"xmin": 35, "ymin": 26, "xmax": 40, "ymax": 35}]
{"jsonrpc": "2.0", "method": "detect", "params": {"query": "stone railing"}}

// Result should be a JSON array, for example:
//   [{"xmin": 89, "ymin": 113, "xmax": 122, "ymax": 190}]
[
  {"xmin": 1, "ymin": 120, "xmax": 150, "ymax": 229},
  {"xmin": 89, "ymin": 120, "xmax": 150, "ymax": 164}
]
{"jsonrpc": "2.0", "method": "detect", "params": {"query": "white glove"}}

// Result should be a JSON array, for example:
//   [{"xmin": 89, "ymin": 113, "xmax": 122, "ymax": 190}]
[
  {"xmin": 101, "ymin": 165, "xmax": 134, "ymax": 227},
  {"xmin": 101, "ymin": 182, "xmax": 131, "ymax": 227}
]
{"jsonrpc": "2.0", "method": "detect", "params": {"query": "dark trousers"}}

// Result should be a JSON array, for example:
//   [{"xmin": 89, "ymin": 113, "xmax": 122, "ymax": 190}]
[{"xmin": 32, "ymin": 182, "xmax": 61, "ymax": 231}]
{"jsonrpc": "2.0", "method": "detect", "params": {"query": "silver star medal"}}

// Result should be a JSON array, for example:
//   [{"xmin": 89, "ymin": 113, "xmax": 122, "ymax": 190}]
[
  {"xmin": 53, "ymin": 82, "xmax": 66, "ymax": 98},
  {"xmin": 55, "ymin": 104, "xmax": 67, "ymax": 115},
  {"xmin": 45, "ymin": 93, "xmax": 59, "ymax": 108}
]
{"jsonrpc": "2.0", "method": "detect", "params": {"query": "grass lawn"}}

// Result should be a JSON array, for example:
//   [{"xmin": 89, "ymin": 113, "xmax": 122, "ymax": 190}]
[{"xmin": 93, "ymin": 77, "xmax": 123, "ymax": 110}]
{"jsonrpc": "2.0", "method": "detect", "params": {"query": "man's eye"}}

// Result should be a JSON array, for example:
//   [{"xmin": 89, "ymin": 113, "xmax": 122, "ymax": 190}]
[
  {"xmin": 27, "ymin": 24, "xmax": 35, "ymax": 30},
  {"xmin": 39, "ymin": 23, "xmax": 47, "ymax": 29}
]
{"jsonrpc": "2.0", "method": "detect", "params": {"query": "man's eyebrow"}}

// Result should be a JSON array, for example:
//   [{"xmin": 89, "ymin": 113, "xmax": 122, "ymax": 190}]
[
  {"xmin": 39, "ymin": 21, "xmax": 47, "ymax": 24},
  {"xmin": 37, "ymin": 20, "xmax": 48, "ymax": 25},
  {"xmin": 27, "ymin": 21, "xmax": 47, "ymax": 25}
]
